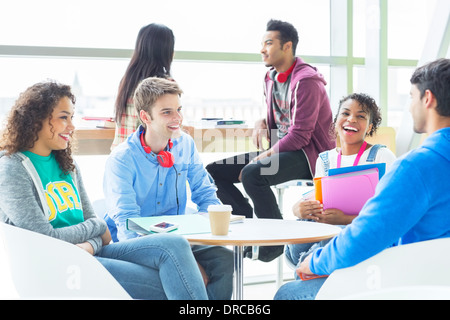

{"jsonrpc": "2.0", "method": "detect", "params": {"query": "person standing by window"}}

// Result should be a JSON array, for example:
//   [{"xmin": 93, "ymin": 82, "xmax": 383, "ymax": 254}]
[{"xmin": 112, "ymin": 23, "xmax": 175, "ymax": 149}]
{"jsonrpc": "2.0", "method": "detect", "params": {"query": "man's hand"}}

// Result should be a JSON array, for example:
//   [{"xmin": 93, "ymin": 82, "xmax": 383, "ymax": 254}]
[
  {"xmin": 238, "ymin": 148, "xmax": 276, "ymax": 182},
  {"xmin": 252, "ymin": 118, "xmax": 269, "ymax": 150},
  {"xmin": 250, "ymin": 148, "xmax": 275, "ymax": 163},
  {"xmin": 296, "ymin": 254, "xmax": 313, "ymax": 278}
]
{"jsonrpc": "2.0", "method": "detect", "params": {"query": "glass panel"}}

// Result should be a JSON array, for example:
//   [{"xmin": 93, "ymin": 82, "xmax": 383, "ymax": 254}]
[
  {"xmin": 353, "ymin": 66, "xmax": 366, "ymax": 94},
  {"xmin": 388, "ymin": 0, "xmax": 438, "ymax": 60},
  {"xmin": 387, "ymin": 66, "xmax": 416, "ymax": 130},
  {"xmin": 353, "ymin": 0, "xmax": 438, "ymax": 59},
  {"xmin": 172, "ymin": 61, "xmax": 266, "ymax": 123},
  {"xmin": 0, "ymin": 57, "xmax": 330, "ymax": 127},
  {"xmin": 0, "ymin": 57, "xmax": 128, "ymax": 124},
  {"xmin": 353, "ymin": 0, "xmax": 367, "ymax": 58},
  {"xmin": 173, "ymin": 61, "xmax": 330, "ymax": 124},
  {"xmin": 352, "ymin": 65, "xmax": 416, "ymax": 130},
  {"xmin": 0, "ymin": 0, "xmax": 329, "ymax": 55}
]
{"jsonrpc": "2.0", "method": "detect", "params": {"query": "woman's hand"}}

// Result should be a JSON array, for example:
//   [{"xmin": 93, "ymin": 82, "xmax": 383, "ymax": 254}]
[
  {"xmin": 101, "ymin": 228, "xmax": 112, "ymax": 246},
  {"xmin": 76, "ymin": 242, "xmax": 94, "ymax": 255},
  {"xmin": 293, "ymin": 199, "xmax": 357, "ymax": 225},
  {"xmin": 312, "ymin": 208, "xmax": 356, "ymax": 225},
  {"xmin": 292, "ymin": 199, "xmax": 323, "ymax": 219}
]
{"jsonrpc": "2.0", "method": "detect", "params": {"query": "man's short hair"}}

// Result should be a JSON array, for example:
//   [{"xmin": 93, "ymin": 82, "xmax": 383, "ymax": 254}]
[
  {"xmin": 410, "ymin": 58, "xmax": 450, "ymax": 117},
  {"xmin": 134, "ymin": 77, "xmax": 183, "ymax": 115},
  {"xmin": 266, "ymin": 19, "xmax": 299, "ymax": 56}
]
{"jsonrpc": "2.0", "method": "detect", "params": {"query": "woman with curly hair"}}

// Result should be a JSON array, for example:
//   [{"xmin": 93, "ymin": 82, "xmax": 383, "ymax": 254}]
[
  {"xmin": 0, "ymin": 81, "xmax": 209, "ymax": 300},
  {"xmin": 285, "ymin": 93, "xmax": 397, "ymax": 273}
]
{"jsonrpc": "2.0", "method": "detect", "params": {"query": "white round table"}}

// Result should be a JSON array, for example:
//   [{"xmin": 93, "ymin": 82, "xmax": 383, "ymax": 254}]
[{"xmin": 185, "ymin": 218, "xmax": 341, "ymax": 300}]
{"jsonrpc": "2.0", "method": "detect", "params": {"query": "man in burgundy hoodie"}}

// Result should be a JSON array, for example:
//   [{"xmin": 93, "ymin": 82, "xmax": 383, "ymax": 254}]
[{"xmin": 206, "ymin": 19, "xmax": 335, "ymax": 262}]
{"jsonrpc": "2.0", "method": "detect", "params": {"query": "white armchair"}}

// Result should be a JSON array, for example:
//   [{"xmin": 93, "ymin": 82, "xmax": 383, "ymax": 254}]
[
  {"xmin": 0, "ymin": 222, "xmax": 131, "ymax": 299},
  {"xmin": 316, "ymin": 237, "xmax": 450, "ymax": 300}
]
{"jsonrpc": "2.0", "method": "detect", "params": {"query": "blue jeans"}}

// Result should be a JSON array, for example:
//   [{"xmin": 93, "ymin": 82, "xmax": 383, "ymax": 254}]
[
  {"xmin": 274, "ymin": 277, "xmax": 328, "ymax": 300},
  {"xmin": 191, "ymin": 245, "xmax": 234, "ymax": 300},
  {"xmin": 96, "ymin": 234, "xmax": 233, "ymax": 300},
  {"xmin": 285, "ymin": 223, "xmax": 344, "ymax": 279},
  {"xmin": 285, "ymin": 239, "xmax": 331, "ymax": 280},
  {"xmin": 95, "ymin": 234, "xmax": 208, "ymax": 300}
]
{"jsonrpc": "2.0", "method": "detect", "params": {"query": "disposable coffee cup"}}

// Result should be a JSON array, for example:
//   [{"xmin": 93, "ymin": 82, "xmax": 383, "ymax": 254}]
[{"xmin": 208, "ymin": 204, "xmax": 232, "ymax": 236}]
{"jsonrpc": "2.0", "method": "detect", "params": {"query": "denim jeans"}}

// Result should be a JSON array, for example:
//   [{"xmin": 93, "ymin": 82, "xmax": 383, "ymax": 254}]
[
  {"xmin": 285, "ymin": 222, "xmax": 345, "ymax": 279},
  {"xmin": 274, "ymin": 277, "xmax": 328, "ymax": 300},
  {"xmin": 95, "ymin": 234, "xmax": 209, "ymax": 300},
  {"xmin": 285, "ymin": 238, "xmax": 333, "ymax": 280},
  {"xmin": 285, "ymin": 242, "xmax": 320, "ymax": 279},
  {"xmin": 206, "ymin": 150, "xmax": 312, "ymax": 219},
  {"xmin": 191, "ymin": 245, "xmax": 234, "ymax": 300}
]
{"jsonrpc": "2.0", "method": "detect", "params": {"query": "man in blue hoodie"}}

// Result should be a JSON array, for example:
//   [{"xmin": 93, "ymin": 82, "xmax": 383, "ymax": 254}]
[{"xmin": 275, "ymin": 58, "xmax": 450, "ymax": 299}]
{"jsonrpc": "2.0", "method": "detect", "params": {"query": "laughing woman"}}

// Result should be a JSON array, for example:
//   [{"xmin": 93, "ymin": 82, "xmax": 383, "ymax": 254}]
[
  {"xmin": 285, "ymin": 93, "xmax": 397, "ymax": 274},
  {"xmin": 0, "ymin": 81, "xmax": 208, "ymax": 300}
]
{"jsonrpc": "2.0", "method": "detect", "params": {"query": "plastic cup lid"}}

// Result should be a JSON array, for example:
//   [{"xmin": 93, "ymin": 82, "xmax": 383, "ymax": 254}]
[{"xmin": 207, "ymin": 204, "xmax": 233, "ymax": 212}]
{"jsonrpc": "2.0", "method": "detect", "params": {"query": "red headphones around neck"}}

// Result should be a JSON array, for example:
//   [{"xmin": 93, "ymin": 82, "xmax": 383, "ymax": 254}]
[
  {"xmin": 140, "ymin": 130, "xmax": 174, "ymax": 168},
  {"xmin": 268, "ymin": 60, "xmax": 297, "ymax": 83}
]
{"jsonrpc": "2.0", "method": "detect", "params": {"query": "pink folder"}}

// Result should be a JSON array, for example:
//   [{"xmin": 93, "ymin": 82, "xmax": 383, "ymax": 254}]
[{"xmin": 321, "ymin": 168, "xmax": 379, "ymax": 215}]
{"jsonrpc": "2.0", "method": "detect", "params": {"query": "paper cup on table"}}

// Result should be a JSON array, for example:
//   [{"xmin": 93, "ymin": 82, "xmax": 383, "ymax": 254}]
[{"xmin": 208, "ymin": 204, "xmax": 232, "ymax": 235}]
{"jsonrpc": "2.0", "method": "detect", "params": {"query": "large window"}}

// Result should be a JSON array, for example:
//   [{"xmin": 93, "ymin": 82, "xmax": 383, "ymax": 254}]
[
  {"xmin": 0, "ymin": 0, "xmax": 330, "ymax": 54},
  {"xmin": 387, "ymin": 0, "xmax": 439, "ymax": 60},
  {"xmin": 353, "ymin": 0, "xmax": 438, "ymax": 59},
  {"xmin": 0, "ymin": 0, "xmax": 331, "ymax": 126},
  {"xmin": 0, "ymin": 0, "xmax": 447, "ymax": 132}
]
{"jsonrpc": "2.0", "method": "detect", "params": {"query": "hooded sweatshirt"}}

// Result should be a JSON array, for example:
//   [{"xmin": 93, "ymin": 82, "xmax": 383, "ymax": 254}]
[
  {"xmin": 310, "ymin": 127, "xmax": 450, "ymax": 275},
  {"xmin": 264, "ymin": 57, "xmax": 336, "ymax": 176},
  {"xmin": 0, "ymin": 151, "xmax": 106, "ymax": 254}
]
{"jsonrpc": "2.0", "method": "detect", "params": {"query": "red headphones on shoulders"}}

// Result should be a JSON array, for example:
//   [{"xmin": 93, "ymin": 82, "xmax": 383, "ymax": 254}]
[
  {"xmin": 267, "ymin": 60, "xmax": 297, "ymax": 83},
  {"xmin": 140, "ymin": 130, "xmax": 175, "ymax": 168}
]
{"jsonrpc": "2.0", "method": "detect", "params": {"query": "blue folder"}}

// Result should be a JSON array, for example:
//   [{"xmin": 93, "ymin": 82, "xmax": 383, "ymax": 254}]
[{"xmin": 328, "ymin": 162, "xmax": 387, "ymax": 179}]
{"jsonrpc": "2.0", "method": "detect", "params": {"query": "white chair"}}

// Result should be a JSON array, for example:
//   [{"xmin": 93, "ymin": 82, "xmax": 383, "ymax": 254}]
[
  {"xmin": 316, "ymin": 237, "xmax": 450, "ymax": 300},
  {"xmin": 0, "ymin": 222, "xmax": 131, "ymax": 299},
  {"xmin": 341, "ymin": 286, "xmax": 450, "ymax": 300},
  {"xmin": 0, "ymin": 230, "xmax": 19, "ymax": 299}
]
